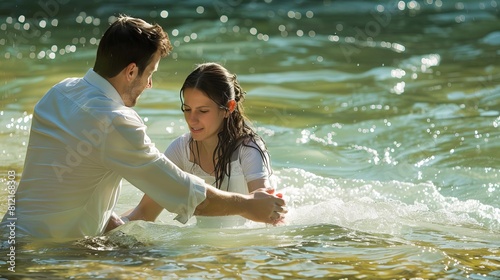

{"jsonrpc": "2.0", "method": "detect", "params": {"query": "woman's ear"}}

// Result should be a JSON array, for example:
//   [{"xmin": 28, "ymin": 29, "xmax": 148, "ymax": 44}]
[{"xmin": 227, "ymin": 100, "xmax": 236, "ymax": 113}]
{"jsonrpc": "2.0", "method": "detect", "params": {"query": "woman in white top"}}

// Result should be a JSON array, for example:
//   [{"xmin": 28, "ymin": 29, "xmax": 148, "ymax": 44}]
[{"xmin": 126, "ymin": 62, "xmax": 278, "ymax": 227}]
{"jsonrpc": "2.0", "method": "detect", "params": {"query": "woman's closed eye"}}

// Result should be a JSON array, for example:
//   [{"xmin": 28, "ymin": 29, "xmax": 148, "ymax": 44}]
[{"xmin": 182, "ymin": 108, "xmax": 209, "ymax": 114}]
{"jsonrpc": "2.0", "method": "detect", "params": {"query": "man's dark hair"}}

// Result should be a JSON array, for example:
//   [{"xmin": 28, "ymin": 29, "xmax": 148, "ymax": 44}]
[{"xmin": 93, "ymin": 15, "xmax": 172, "ymax": 78}]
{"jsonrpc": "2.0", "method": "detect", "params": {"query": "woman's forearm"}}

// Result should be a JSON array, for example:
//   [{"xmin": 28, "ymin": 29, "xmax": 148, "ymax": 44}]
[{"xmin": 125, "ymin": 194, "xmax": 164, "ymax": 222}]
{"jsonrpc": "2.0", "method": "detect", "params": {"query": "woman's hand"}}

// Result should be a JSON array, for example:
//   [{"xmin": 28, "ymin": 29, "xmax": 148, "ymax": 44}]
[
  {"xmin": 104, "ymin": 212, "xmax": 125, "ymax": 233},
  {"xmin": 244, "ymin": 188, "xmax": 287, "ymax": 225}
]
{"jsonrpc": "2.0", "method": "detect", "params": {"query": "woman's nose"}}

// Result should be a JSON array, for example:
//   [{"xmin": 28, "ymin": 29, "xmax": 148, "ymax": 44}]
[{"xmin": 187, "ymin": 112, "xmax": 197, "ymax": 123}]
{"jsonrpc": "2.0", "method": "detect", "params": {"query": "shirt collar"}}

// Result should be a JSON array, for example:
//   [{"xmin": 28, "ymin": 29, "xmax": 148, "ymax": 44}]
[{"xmin": 83, "ymin": 69, "xmax": 124, "ymax": 105}]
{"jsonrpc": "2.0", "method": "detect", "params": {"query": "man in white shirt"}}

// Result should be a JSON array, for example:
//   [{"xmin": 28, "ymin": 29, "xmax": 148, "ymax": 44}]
[{"xmin": 0, "ymin": 15, "xmax": 286, "ymax": 239}]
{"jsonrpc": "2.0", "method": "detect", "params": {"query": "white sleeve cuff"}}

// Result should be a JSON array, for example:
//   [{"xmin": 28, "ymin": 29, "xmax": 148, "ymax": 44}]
[{"xmin": 174, "ymin": 174, "xmax": 208, "ymax": 224}]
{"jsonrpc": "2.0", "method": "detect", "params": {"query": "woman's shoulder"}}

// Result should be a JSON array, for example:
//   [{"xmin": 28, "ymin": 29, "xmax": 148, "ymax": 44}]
[
  {"xmin": 234, "ymin": 136, "xmax": 268, "ymax": 164},
  {"xmin": 239, "ymin": 136, "xmax": 266, "ymax": 151},
  {"xmin": 165, "ymin": 133, "xmax": 191, "ymax": 153},
  {"xmin": 171, "ymin": 132, "xmax": 191, "ymax": 145}
]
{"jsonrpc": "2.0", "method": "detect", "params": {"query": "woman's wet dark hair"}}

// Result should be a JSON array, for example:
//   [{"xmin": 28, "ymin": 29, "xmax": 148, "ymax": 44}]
[
  {"xmin": 93, "ymin": 15, "xmax": 172, "ymax": 78},
  {"xmin": 180, "ymin": 62, "xmax": 271, "ymax": 189}
]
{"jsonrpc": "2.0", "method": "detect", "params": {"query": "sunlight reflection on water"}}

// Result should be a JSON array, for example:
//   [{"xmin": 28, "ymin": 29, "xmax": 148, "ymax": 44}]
[{"xmin": 1, "ymin": 0, "xmax": 500, "ymax": 278}]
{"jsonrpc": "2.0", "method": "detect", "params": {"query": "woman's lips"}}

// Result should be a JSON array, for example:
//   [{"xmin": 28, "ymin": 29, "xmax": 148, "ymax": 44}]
[{"xmin": 190, "ymin": 127, "xmax": 203, "ymax": 133}]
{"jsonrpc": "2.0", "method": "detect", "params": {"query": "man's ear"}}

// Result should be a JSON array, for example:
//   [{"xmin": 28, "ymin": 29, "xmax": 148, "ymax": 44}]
[{"xmin": 124, "ymin": 62, "xmax": 138, "ymax": 82}]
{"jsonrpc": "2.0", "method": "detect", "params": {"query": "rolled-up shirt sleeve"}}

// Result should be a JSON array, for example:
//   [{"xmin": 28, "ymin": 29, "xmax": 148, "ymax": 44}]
[{"xmin": 101, "ymin": 109, "xmax": 206, "ymax": 223}]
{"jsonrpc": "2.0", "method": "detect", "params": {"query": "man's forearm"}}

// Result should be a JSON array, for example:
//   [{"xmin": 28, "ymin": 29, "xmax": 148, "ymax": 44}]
[
  {"xmin": 195, "ymin": 186, "xmax": 287, "ymax": 224},
  {"xmin": 194, "ymin": 186, "xmax": 244, "ymax": 217}
]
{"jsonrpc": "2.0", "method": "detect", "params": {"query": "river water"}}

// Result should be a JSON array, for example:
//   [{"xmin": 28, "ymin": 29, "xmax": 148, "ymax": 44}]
[{"xmin": 1, "ymin": 0, "xmax": 499, "ymax": 279}]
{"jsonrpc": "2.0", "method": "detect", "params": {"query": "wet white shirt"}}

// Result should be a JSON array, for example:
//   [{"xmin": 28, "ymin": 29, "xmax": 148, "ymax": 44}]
[
  {"xmin": 165, "ymin": 133, "xmax": 272, "ymax": 227},
  {"xmin": 2, "ymin": 69, "xmax": 207, "ymax": 239}
]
